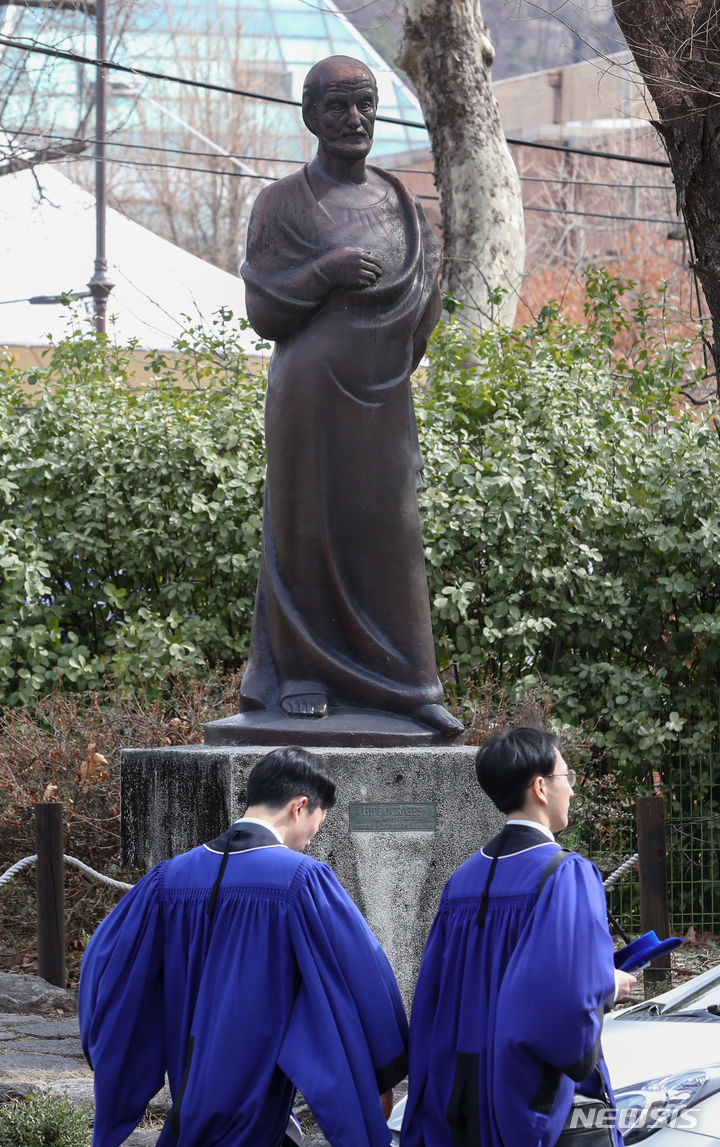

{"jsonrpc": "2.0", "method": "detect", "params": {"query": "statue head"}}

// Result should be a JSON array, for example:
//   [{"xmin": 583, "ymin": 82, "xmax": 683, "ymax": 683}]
[{"xmin": 302, "ymin": 56, "xmax": 378, "ymax": 160}]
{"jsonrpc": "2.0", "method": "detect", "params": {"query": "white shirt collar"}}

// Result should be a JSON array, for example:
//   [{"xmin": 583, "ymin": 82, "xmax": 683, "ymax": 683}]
[
  {"xmin": 233, "ymin": 816, "xmax": 284, "ymax": 844},
  {"xmin": 506, "ymin": 817, "xmax": 555, "ymax": 842}
]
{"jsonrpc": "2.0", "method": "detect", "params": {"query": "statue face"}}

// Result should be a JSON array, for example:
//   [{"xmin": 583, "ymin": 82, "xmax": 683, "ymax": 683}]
[{"xmin": 314, "ymin": 74, "xmax": 377, "ymax": 160}]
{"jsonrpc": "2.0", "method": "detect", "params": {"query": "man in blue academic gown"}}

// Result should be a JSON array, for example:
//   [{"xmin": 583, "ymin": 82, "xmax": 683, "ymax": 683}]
[
  {"xmin": 402, "ymin": 727, "xmax": 635, "ymax": 1147},
  {"xmin": 79, "ymin": 747, "xmax": 407, "ymax": 1147}
]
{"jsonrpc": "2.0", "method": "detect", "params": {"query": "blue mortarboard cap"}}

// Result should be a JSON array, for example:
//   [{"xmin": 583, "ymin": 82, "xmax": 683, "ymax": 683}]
[{"xmin": 614, "ymin": 930, "xmax": 683, "ymax": 972}]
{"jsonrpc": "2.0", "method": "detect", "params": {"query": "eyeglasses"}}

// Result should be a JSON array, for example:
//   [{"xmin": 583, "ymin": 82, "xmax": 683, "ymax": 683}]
[{"xmin": 547, "ymin": 769, "xmax": 576, "ymax": 787}]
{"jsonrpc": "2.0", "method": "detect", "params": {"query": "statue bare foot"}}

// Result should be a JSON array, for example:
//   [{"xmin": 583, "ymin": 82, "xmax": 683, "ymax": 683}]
[
  {"xmin": 281, "ymin": 693, "xmax": 329, "ymax": 718},
  {"xmin": 412, "ymin": 703, "xmax": 464, "ymax": 736}
]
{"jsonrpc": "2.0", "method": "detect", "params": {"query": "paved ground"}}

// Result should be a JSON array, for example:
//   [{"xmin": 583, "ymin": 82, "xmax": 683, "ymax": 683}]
[
  {"xmin": 0, "ymin": 971, "xmax": 403, "ymax": 1145},
  {"xmin": 0, "ymin": 972, "xmax": 162, "ymax": 1145}
]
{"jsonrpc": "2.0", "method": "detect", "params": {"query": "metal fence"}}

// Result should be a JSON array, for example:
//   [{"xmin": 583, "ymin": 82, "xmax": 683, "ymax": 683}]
[
  {"xmin": 587, "ymin": 777, "xmax": 720, "ymax": 939},
  {"xmin": 666, "ymin": 793, "xmax": 720, "ymax": 936}
]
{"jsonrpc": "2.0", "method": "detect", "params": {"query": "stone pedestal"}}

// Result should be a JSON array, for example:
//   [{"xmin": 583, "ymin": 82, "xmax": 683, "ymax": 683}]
[{"xmin": 120, "ymin": 745, "xmax": 503, "ymax": 1007}]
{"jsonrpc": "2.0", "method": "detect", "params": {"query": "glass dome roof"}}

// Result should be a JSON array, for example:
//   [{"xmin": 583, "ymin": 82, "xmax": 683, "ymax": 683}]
[
  {"xmin": 125, "ymin": 0, "xmax": 430, "ymax": 159},
  {"xmin": 2, "ymin": 0, "xmax": 430, "ymax": 162}
]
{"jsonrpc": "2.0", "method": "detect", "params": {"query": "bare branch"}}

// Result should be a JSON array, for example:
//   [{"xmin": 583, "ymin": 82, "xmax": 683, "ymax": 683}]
[
  {"xmin": 19, "ymin": 0, "xmax": 96, "ymax": 12},
  {"xmin": 0, "ymin": 138, "xmax": 87, "ymax": 177}
]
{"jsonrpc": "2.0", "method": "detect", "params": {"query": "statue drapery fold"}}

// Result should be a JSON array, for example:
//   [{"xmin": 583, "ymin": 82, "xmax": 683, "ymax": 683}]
[{"xmin": 240, "ymin": 165, "xmax": 444, "ymax": 716}]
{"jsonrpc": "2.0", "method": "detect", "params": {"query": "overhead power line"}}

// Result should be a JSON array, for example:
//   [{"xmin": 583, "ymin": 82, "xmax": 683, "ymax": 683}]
[
  {"xmin": 72, "ymin": 152, "xmax": 272, "ymax": 179},
  {"xmin": 389, "ymin": 166, "xmax": 673, "ymax": 189},
  {"xmin": 4, "ymin": 125, "xmax": 304, "ymax": 166},
  {"xmin": 56, "ymin": 152, "xmax": 678, "ymax": 224},
  {"xmin": 0, "ymin": 36, "xmax": 304, "ymax": 109},
  {"xmin": 0, "ymin": 33, "xmax": 672, "ymax": 167},
  {"xmin": 3, "ymin": 128, "xmax": 676, "ymax": 191},
  {"xmin": 525, "ymin": 205, "xmax": 678, "ymax": 225},
  {"xmin": 507, "ymin": 136, "xmax": 670, "ymax": 167},
  {"xmin": 0, "ymin": 33, "xmax": 420, "ymax": 128},
  {"xmin": 519, "ymin": 174, "xmax": 673, "ymax": 192}
]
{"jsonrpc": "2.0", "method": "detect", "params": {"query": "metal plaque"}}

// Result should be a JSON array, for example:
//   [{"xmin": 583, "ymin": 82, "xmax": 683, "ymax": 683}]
[{"xmin": 349, "ymin": 802, "xmax": 436, "ymax": 832}]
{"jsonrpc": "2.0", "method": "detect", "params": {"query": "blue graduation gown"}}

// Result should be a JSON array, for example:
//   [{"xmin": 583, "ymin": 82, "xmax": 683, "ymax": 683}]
[
  {"xmin": 79, "ymin": 823, "xmax": 407, "ymax": 1147},
  {"xmin": 402, "ymin": 825, "xmax": 619, "ymax": 1147}
]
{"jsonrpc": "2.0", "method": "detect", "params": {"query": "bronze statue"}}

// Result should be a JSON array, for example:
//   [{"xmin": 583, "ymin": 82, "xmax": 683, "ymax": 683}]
[{"xmin": 218, "ymin": 56, "xmax": 462, "ymax": 743}]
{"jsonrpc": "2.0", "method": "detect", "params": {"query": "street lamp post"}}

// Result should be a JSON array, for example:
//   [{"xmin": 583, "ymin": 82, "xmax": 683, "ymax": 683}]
[{"xmin": 87, "ymin": 0, "xmax": 113, "ymax": 333}]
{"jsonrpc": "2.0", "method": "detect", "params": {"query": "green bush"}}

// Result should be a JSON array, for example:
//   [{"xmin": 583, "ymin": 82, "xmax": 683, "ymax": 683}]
[
  {"xmin": 419, "ymin": 269, "xmax": 719, "ymax": 778},
  {"xmin": 1, "ymin": 277, "xmax": 719, "ymax": 783},
  {"xmin": 0, "ymin": 310, "xmax": 265, "ymax": 701},
  {"xmin": 2, "ymin": 276, "xmax": 719, "ymax": 929},
  {"xmin": 0, "ymin": 1092, "xmax": 90, "ymax": 1147}
]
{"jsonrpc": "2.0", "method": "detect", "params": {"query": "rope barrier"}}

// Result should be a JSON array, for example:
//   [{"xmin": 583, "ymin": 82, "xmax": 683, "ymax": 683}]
[
  {"xmin": 3, "ymin": 850, "xmax": 639, "ymax": 893},
  {"xmin": 603, "ymin": 853, "xmax": 639, "ymax": 889},
  {"xmin": 0, "ymin": 854, "xmax": 133, "ymax": 891},
  {"xmin": 63, "ymin": 856, "xmax": 134, "ymax": 891},
  {"xmin": 0, "ymin": 855, "xmax": 38, "ymax": 885}
]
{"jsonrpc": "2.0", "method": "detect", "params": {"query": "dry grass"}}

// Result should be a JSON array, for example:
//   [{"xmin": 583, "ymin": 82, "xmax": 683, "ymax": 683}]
[{"xmin": 0, "ymin": 672, "xmax": 242, "ymax": 983}]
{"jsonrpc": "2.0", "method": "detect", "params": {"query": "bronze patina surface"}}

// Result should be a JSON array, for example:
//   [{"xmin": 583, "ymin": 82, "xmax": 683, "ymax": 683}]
[{"xmin": 206, "ymin": 57, "xmax": 463, "ymax": 747}]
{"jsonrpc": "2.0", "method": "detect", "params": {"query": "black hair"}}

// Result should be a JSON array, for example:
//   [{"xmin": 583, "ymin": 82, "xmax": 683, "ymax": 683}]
[
  {"xmin": 246, "ymin": 747, "xmax": 337, "ymax": 812},
  {"xmin": 475, "ymin": 726, "xmax": 561, "ymax": 815},
  {"xmin": 301, "ymin": 56, "xmax": 377, "ymax": 135}
]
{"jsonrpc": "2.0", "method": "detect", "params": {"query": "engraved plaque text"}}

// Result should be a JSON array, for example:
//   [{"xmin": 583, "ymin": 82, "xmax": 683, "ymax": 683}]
[{"xmin": 349, "ymin": 802, "xmax": 436, "ymax": 832}]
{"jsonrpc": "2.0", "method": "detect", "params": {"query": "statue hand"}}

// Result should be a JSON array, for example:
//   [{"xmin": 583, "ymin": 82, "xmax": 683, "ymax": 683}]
[{"xmin": 316, "ymin": 247, "xmax": 383, "ymax": 291}]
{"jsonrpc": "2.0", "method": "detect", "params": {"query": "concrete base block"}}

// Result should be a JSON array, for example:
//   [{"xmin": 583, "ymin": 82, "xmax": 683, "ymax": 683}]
[{"xmin": 120, "ymin": 745, "xmax": 503, "ymax": 1006}]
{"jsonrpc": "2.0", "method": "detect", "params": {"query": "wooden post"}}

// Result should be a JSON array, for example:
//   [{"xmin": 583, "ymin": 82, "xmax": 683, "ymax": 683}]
[
  {"xmin": 637, "ymin": 795, "xmax": 671, "ymax": 994},
  {"xmin": 35, "ymin": 802, "xmax": 66, "ymax": 987}
]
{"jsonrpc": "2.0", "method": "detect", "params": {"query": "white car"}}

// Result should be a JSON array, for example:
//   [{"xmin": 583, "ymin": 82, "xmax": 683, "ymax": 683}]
[
  {"xmin": 603, "ymin": 963, "xmax": 720, "ymax": 1143},
  {"xmin": 389, "ymin": 964, "xmax": 720, "ymax": 1144}
]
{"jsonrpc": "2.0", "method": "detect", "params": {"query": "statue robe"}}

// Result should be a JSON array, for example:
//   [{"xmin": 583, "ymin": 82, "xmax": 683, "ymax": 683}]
[{"xmin": 240, "ymin": 165, "xmax": 444, "ymax": 714}]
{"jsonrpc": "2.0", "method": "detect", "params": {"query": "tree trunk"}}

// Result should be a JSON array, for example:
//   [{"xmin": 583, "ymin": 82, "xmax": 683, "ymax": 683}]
[
  {"xmin": 612, "ymin": 0, "xmax": 720, "ymax": 395},
  {"xmin": 398, "ymin": 0, "xmax": 525, "ymax": 330}
]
